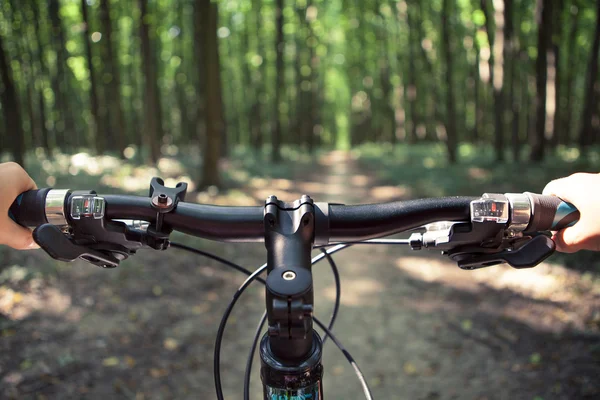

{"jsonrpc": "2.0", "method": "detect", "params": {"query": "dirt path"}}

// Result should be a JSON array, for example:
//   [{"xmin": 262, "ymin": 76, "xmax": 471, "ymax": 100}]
[{"xmin": 1, "ymin": 152, "xmax": 599, "ymax": 399}]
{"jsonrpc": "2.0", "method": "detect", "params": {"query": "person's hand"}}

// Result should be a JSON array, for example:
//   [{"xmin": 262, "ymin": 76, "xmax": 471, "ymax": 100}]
[
  {"xmin": 543, "ymin": 172, "xmax": 600, "ymax": 253},
  {"xmin": 0, "ymin": 162, "xmax": 38, "ymax": 250}
]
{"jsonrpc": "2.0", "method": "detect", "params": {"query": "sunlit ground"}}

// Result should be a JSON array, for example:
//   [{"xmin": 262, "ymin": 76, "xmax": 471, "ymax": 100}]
[{"xmin": 1, "ymin": 144, "xmax": 600, "ymax": 398}]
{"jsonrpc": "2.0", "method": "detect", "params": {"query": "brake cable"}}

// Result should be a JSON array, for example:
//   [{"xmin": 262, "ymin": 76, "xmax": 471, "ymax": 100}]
[
  {"xmin": 243, "ymin": 247, "xmax": 342, "ymax": 399},
  {"xmin": 170, "ymin": 242, "xmax": 373, "ymax": 400}
]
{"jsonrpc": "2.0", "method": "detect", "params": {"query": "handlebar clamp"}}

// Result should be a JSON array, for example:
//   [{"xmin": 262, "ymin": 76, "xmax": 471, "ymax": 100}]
[{"xmin": 146, "ymin": 177, "xmax": 188, "ymax": 250}]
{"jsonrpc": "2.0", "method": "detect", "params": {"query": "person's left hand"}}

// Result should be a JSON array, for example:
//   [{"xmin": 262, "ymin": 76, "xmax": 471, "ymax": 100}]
[{"xmin": 0, "ymin": 162, "xmax": 39, "ymax": 250}]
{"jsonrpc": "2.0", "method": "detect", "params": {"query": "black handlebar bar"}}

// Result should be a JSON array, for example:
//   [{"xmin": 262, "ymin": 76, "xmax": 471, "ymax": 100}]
[{"xmin": 8, "ymin": 189, "xmax": 579, "ymax": 243}]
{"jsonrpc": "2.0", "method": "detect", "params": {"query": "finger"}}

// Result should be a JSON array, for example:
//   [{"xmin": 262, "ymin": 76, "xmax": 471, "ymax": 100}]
[
  {"xmin": 552, "ymin": 225, "xmax": 586, "ymax": 253},
  {"xmin": 1, "ymin": 163, "xmax": 37, "ymax": 203},
  {"xmin": 0, "ymin": 218, "xmax": 38, "ymax": 250},
  {"xmin": 542, "ymin": 178, "xmax": 572, "ymax": 200}
]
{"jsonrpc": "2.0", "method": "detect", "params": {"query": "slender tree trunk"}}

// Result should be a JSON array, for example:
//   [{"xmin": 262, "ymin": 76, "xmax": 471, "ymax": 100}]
[
  {"xmin": 530, "ymin": 0, "xmax": 553, "ymax": 162},
  {"xmin": 81, "ymin": 0, "xmax": 104, "ymax": 154},
  {"xmin": 442, "ymin": 0, "xmax": 457, "ymax": 163},
  {"xmin": 199, "ymin": 0, "xmax": 223, "ymax": 188},
  {"xmin": 578, "ymin": 0, "xmax": 600, "ymax": 152},
  {"xmin": 48, "ymin": 0, "xmax": 76, "ymax": 147},
  {"xmin": 405, "ymin": 3, "xmax": 418, "ymax": 143},
  {"xmin": 272, "ymin": 0, "xmax": 284, "ymax": 162},
  {"xmin": 563, "ymin": 4, "xmax": 580, "ymax": 145},
  {"xmin": 473, "ymin": 39, "xmax": 481, "ymax": 143},
  {"xmin": 192, "ymin": 0, "xmax": 205, "ymax": 148},
  {"xmin": 100, "ymin": 0, "xmax": 127, "ymax": 155},
  {"xmin": 139, "ymin": 0, "xmax": 161, "ymax": 162},
  {"xmin": 551, "ymin": 0, "xmax": 566, "ymax": 147},
  {"xmin": 0, "ymin": 34, "xmax": 25, "ymax": 166},
  {"xmin": 251, "ymin": 0, "xmax": 264, "ymax": 152},
  {"xmin": 31, "ymin": 0, "xmax": 51, "ymax": 152},
  {"xmin": 481, "ymin": 0, "xmax": 506, "ymax": 162},
  {"xmin": 504, "ymin": 0, "xmax": 520, "ymax": 161}
]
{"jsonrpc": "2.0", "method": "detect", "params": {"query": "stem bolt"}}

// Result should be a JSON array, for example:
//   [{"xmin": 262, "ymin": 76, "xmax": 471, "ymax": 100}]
[{"xmin": 282, "ymin": 271, "xmax": 296, "ymax": 280}]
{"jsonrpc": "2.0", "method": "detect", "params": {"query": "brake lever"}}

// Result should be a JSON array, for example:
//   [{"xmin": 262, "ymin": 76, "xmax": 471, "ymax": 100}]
[
  {"xmin": 33, "ymin": 224, "xmax": 121, "ymax": 268},
  {"xmin": 448, "ymin": 234, "xmax": 555, "ymax": 270}
]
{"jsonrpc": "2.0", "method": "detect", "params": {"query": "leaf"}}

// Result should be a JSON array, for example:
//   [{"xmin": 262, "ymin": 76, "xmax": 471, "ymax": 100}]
[
  {"xmin": 124, "ymin": 356, "xmax": 136, "ymax": 368},
  {"xmin": 20, "ymin": 359, "xmax": 33, "ymax": 370},
  {"xmin": 403, "ymin": 362, "xmax": 417, "ymax": 376},
  {"xmin": 152, "ymin": 285, "xmax": 163, "ymax": 296},
  {"xmin": 150, "ymin": 368, "xmax": 168, "ymax": 378},
  {"xmin": 461, "ymin": 319, "xmax": 473, "ymax": 331},
  {"xmin": 163, "ymin": 338, "xmax": 179, "ymax": 351},
  {"xmin": 530, "ymin": 353, "xmax": 542, "ymax": 366},
  {"xmin": 102, "ymin": 357, "xmax": 120, "ymax": 367}
]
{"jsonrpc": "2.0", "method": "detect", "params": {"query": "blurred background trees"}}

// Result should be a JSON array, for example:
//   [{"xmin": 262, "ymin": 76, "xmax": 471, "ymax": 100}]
[{"xmin": 1, "ymin": 0, "xmax": 600, "ymax": 185}]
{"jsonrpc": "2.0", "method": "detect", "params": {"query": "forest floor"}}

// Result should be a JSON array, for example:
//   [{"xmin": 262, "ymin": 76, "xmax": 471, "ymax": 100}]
[{"xmin": 1, "ymin": 148, "xmax": 600, "ymax": 399}]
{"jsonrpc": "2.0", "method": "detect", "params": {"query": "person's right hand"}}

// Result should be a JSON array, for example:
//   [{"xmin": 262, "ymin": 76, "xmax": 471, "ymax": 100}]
[
  {"xmin": 0, "ymin": 162, "xmax": 39, "ymax": 250},
  {"xmin": 543, "ymin": 172, "xmax": 600, "ymax": 253}
]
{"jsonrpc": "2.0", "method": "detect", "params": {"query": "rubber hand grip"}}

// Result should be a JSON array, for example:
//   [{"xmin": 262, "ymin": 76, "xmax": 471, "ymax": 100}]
[
  {"xmin": 8, "ymin": 188, "xmax": 51, "ymax": 228},
  {"xmin": 524, "ymin": 192, "xmax": 580, "ymax": 232}
]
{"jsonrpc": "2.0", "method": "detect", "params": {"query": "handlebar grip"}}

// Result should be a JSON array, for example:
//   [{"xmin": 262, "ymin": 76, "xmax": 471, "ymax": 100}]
[
  {"xmin": 8, "ymin": 188, "xmax": 52, "ymax": 228},
  {"xmin": 525, "ymin": 193, "xmax": 580, "ymax": 232}
]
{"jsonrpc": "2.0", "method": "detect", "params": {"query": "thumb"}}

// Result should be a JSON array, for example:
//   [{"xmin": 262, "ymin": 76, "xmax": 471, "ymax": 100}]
[{"xmin": 552, "ymin": 224, "xmax": 586, "ymax": 253}]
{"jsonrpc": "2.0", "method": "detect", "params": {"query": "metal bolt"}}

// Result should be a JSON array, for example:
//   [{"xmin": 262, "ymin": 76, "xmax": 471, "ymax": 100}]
[
  {"xmin": 158, "ymin": 193, "xmax": 168, "ymax": 204},
  {"xmin": 282, "ymin": 271, "xmax": 296, "ymax": 280}
]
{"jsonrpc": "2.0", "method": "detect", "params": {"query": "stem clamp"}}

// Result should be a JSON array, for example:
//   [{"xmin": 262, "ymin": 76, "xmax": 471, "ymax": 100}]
[{"xmin": 147, "ymin": 177, "xmax": 188, "ymax": 250}]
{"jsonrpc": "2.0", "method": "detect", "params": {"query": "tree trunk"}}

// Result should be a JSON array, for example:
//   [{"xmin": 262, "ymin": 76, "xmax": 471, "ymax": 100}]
[
  {"xmin": 81, "ymin": 0, "xmax": 104, "ymax": 154},
  {"xmin": 405, "ymin": 2, "xmax": 418, "ymax": 143},
  {"xmin": 578, "ymin": 0, "xmax": 600, "ymax": 152},
  {"xmin": 530, "ymin": 0, "xmax": 553, "ymax": 162},
  {"xmin": 473, "ymin": 38, "xmax": 481, "ymax": 143},
  {"xmin": 251, "ymin": 0, "xmax": 264, "ymax": 151},
  {"xmin": 199, "ymin": 0, "xmax": 223, "ymax": 188},
  {"xmin": 272, "ymin": 0, "xmax": 284, "ymax": 162},
  {"xmin": 442, "ymin": 0, "xmax": 457, "ymax": 163},
  {"xmin": 481, "ymin": 0, "xmax": 506, "ymax": 162},
  {"xmin": 139, "ymin": 0, "xmax": 161, "ymax": 163},
  {"xmin": 0, "ymin": 33, "xmax": 25, "ymax": 166},
  {"xmin": 504, "ymin": 0, "xmax": 520, "ymax": 161},
  {"xmin": 551, "ymin": 0, "xmax": 566, "ymax": 147},
  {"xmin": 100, "ymin": 0, "xmax": 127, "ymax": 155},
  {"xmin": 31, "ymin": 0, "xmax": 51, "ymax": 152},
  {"xmin": 48, "ymin": 0, "xmax": 76, "ymax": 148},
  {"xmin": 563, "ymin": 4, "xmax": 580, "ymax": 145}
]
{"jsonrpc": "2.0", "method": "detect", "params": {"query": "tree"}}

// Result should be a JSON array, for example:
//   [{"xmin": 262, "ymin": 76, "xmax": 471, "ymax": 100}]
[
  {"xmin": 578, "ymin": 0, "xmax": 600, "ymax": 152},
  {"xmin": 0, "ymin": 32, "xmax": 25, "ymax": 166},
  {"xmin": 442, "ymin": 0, "xmax": 457, "ymax": 163},
  {"xmin": 139, "ymin": 0, "xmax": 161, "ymax": 163},
  {"xmin": 272, "ymin": 0, "xmax": 284, "ymax": 162},
  {"xmin": 480, "ymin": 0, "xmax": 506, "ymax": 162},
  {"xmin": 530, "ymin": 0, "xmax": 553, "ymax": 162},
  {"xmin": 198, "ymin": 0, "xmax": 223, "ymax": 188},
  {"xmin": 81, "ymin": 0, "xmax": 104, "ymax": 154},
  {"xmin": 99, "ymin": 0, "xmax": 127, "ymax": 155},
  {"xmin": 563, "ymin": 2, "xmax": 580, "ymax": 144}
]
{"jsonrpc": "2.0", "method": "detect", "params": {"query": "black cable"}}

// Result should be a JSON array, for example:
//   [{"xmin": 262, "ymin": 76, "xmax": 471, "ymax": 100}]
[
  {"xmin": 314, "ymin": 238, "xmax": 410, "ymax": 248},
  {"xmin": 313, "ymin": 318, "xmax": 374, "ymax": 400},
  {"xmin": 243, "ymin": 311, "xmax": 267, "ymax": 400},
  {"xmin": 214, "ymin": 244, "xmax": 350, "ymax": 400},
  {"xmin": 242, "ymin": 247, "xmax": 343, "ymax": 400},
  {"xmin": 170, "ymin": 243, "xmax": 371, "ymax": 400},
  {"xmin": 320, "ymin": 248, "xmax": 340, "ymax": 345},
  {"xmin": 214, "ymin": 262, "xmax": 267, "ymax": 400},
  {"xmin": 169, "ymin": 242, "xmax": 266, "ymax": 285}
]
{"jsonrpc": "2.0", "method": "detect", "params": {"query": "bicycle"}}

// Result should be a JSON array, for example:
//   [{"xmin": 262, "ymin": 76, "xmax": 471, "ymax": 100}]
[{"xmin": 9, "ymin": 178, "xmax": 579, "ymax": 399}]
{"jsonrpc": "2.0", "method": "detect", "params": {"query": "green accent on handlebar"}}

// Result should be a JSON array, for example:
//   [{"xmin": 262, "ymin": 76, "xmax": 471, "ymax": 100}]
[{"xmin": 551, "ymin": 201, "xmax": 578, "ymax": 230}]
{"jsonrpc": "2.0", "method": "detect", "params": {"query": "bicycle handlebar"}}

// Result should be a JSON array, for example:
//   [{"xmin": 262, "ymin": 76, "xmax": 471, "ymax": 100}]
[{"xmin": 9, "ymin": 189, "xmax": 579, "ymax": 243}]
